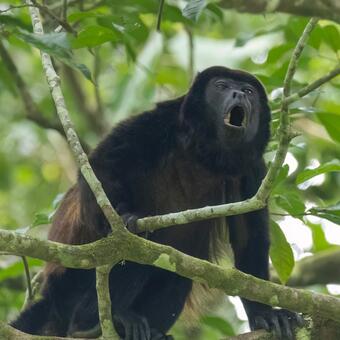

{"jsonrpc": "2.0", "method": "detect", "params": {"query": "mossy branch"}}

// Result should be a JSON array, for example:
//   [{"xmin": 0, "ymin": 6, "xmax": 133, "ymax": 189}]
[
  {"xmin": 26, "ymin": 0, "xmax": 125, "ymax": 235},
  {"xmin": 2, "ymin": 229, "xmax": 340, "ymax": 326}
]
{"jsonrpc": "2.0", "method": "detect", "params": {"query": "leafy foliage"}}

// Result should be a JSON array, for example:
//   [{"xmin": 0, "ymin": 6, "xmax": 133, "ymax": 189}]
[{"xmin": 270, "ymin": 221, "xmax": 295, "ymax": 284}]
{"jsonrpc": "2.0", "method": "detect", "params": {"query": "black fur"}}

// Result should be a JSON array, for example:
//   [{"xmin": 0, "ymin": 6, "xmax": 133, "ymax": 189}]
[{"xmin": 11, "ymin": 66, "xmax": 301, "ymax": 339}]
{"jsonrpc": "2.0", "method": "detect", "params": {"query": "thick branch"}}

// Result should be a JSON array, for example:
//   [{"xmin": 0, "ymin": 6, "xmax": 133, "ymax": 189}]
[
  {"xmin": 2, "ymin": 229, "xmax": 340, "ymax": 325},
  {"xmin": 219, "ymin": 0, "xmax": 340, "ymax": 24},
  {"xmin": 96, "ymin": 265, "xmax": 119, "ymax": 339},
  {"xmin": 0, "ymin": 322, "xmax": 86, "ymax": 339}
]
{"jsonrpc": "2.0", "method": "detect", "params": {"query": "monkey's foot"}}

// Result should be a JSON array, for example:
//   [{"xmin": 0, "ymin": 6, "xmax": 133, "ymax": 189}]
[
  {"xmin": 115, "ymin": 311, "xmax": 151, "ymax": 340},
  {"xmin": 151, "ymin": 328, "xmax": 174, "ymax": 340},
  {"xmin": 249, "ymin": 309, "xmax": 304, "ymax": 340}
]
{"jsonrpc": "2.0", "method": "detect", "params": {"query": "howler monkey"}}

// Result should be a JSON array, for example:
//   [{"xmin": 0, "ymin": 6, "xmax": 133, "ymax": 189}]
[{"xmin": 11, "ymin": 66, "xmax": 302, "ymax": 339}]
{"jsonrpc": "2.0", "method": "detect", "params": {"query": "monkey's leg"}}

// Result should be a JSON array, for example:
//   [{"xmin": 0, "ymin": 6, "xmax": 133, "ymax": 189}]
[
  {"xmin": 68, "ymin": 262, "xmax": 154, "ymax": 339},
  {"xmin": 130, "ymin": 270, "xmax": 192, "ymax": 340},
  {"xmin": 10, "ymin": 298, "xmax": 52, "ymax": 334},
  {"xmin": 229, "ymin": 208, "xmax": 303, "ymax": 340},
  {"xmin": 11, "ymin": 268, "xmax": 89, "ymax": 336}
]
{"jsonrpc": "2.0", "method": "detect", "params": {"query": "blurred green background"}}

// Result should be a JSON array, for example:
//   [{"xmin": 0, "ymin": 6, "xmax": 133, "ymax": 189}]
[{"xmin": 0, "ymin": 1, "xmax": 339, "ymax": 338}]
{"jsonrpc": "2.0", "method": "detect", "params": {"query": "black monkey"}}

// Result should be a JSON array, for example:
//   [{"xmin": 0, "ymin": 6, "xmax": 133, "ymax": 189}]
[{"xmin": 11, "ymin": 66, "xmax": 302, "ymax": 339}]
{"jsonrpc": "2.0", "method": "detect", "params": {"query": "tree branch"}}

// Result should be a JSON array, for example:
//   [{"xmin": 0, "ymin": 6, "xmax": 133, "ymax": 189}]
[
  {"xmin": 26, "ymin": 0, "xmax": 124, "ymax": 234},
  {"xmin": 256, "ymin": 18, "xmax": 319, "ymax": 202},
  {"xmin": 21, "ymin": 256, "xmax": 33, "ymax": 303},
  {"xmin": 137, "ymin": 197, "xmax": 264, "ymax": 232},
  {"xmin": 2, "ymin": 228, "xmax": 340, "ymax": 325},
  {"xmin": 284, "ymin": 65, "xmax": 340, "ymax": 106},
  {"xmin": 0, "ymin": 321, "xmax": 87, "ymax": 339},
  {"xmin": 30, "ymin": 0, "xmax": 76, "ymax": 35},
  {"xmin": 219, "ymin": 0, "xmax": 340, "ymax": 24},
  {"xmin": 96, "ymin": 265, "xmax": 119, "ymax": 339}
]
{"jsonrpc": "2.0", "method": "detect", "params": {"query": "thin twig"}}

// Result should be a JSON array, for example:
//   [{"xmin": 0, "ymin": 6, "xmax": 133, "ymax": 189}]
[
  {"xmin": 256, "ymin": 18, "xmax": 319, "ymax": 202},
  {"xmin": 283, "ymin": 18, "xmax": 320, "ymax": 98},
  {"xmin": 186, "ymin": 26, "xmax": 194, "ymax": 83},
  {"xmin": 93, "ymin": 48, "xmax": 106, "ymax": 134},
  {"xmin": 21, "ymin": 256, "xmax": 33, "ymax": 301},
  {"xmin": 284, "ymin": 65, "xmax": 340, "ymax": 105},
  {"xmin": 31, "ymin": 0, "xmax": 76, "ymax": 35},
  {"xmin": 156, "ymin": 0, "xmax": 165, "ymax": 32},
  {"xmin": 62, "ymin": 0, "xmax": 68, "ymax": 21},
  {"xmin": 0, "ymin": 4, "xmax": 30, "ymax": 14}
]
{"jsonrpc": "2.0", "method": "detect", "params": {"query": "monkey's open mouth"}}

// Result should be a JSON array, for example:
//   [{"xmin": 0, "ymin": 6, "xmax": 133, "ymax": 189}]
[{"xmin": 224, "ymin": 105, "xmax": 246, "ymax": 128}]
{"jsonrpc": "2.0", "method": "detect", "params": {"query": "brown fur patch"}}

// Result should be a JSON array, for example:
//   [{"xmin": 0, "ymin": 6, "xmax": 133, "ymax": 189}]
[
  {"xmin": 48, "ymin": 186, "xmax": 81, "ymax": 244},
  {"xmin": 45, "ymin": 186, "xmax": 82, "ymax": 278}
]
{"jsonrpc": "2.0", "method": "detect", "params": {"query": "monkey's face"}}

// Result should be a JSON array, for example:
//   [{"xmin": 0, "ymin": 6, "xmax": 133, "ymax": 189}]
[{"xmin": 204, "ymin": 76, "xmax": 261, "ymax": 144}]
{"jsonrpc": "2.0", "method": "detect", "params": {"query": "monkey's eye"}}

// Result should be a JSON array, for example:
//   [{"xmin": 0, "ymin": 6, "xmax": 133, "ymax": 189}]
[
  {"xmin": 243, "ymin": 88, "xmax": 253, "ymax": 95},
  {"xmin": 215, "ymin": 82, "xmax": 228, "ymax": 90}
]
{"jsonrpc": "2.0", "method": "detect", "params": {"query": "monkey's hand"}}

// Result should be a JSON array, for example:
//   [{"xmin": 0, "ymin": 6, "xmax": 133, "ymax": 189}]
[
  {"xmin": 121, "ymin": 213, "xmax": 139, "ymax": 234},
  {"xmin": 249, "ymin": 309, "xmax": 304, "ymax": 340},
  {"xmin": 115, "ymin": 203, "xmax": 140, "ymax": 234}
]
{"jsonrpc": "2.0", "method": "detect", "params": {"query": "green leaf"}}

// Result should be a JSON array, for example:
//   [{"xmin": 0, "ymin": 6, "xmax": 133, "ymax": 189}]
[
  {"xmin": 296, "ymin": 160, "xmax": 340, "ymax": 184},
  {"xmin": 201, "ymin": 316, "xmax": 235, "ymax": 336},
  {"xmin": 306, "ymin": 221, "xmax": 332, "ymax": 252},
  {"xmin": 274, "ymin": 192, "xmax": 305, "ymax": 217},
  {"xmin": 205, "ymin": 3, "xmax": 224, "ymax": 22},
  {"xmin": 31, "ymin": 213, "xmax": 50, "ymax": 227},
  {"xmin": 14, "ymin": 29, "xmax": 93, "ymax": 82},
  {"xmin": 68, "ymin": 11, "xmax": 102, "ymax": 23},
  {"xmin": 15, "ymin": 29, "xmax": 71, "ymax": 59},
  {"xmin": 71, "ymin": 26, "xmax": 118, "ymax": 49},
  {"xmin": 309, "ymin": 203, "xmax": 340, "ymax": 225},
  {"xmin": 272, "ymin": 164, "xmax": 289, "ymax": 190},
  {"xmin": 14, "ymin": 27, "xmax": 92, "ymax": 80},
  {"xmin": 182, "ymin": 0, "xmax": 207, "ymax": 21},
  {"xmin": 270, "ymin": 221, "xmax": 294, "ymax": 284},
  {"xmin": 0, "ymin": 14, "xmax": 31, "ymax": 30},
  {"xmin": 322, "ymin": 25, "xmax": 340, "ymax": 53},
  {"xmin": 317, "ymin": 112, "xmax": 340, "ymax": 143}
]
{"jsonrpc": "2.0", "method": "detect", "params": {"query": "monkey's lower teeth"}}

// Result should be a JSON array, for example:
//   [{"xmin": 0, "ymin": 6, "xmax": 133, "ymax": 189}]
[{"xmin": 224, "ymin": 112, "xmax": 231, "ymax": 125}]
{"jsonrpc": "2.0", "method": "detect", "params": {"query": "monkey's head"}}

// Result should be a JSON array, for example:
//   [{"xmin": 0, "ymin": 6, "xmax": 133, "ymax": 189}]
[{"xmin": 179, "ymin": 66, "xmax": 270, "ymax": 159}]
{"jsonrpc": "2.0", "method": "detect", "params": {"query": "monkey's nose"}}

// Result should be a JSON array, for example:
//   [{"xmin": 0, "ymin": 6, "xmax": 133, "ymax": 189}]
[{"xmin": 232, "ymin": 90, "xmax": 245, "ymax": 99}]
